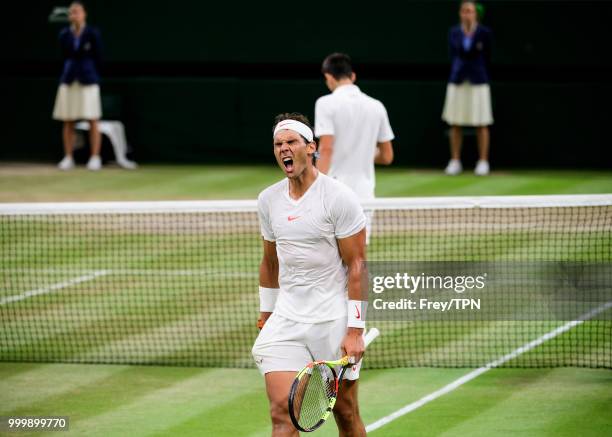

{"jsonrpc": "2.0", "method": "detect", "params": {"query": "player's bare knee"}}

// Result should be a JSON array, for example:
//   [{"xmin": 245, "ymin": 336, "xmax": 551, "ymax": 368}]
[
  {"xmin": 333, "ymin": 397, "xmax": 357, "ymax": 425},
  {"xmin": 269, "ymin": 400, "xmax": 290, "ymax": 425}
]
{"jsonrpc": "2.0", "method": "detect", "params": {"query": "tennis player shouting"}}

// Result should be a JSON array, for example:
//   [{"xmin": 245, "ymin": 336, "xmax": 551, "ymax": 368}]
[{"xmin": 252, "ymin": 113, "xmax": 369, "ymax": 436}]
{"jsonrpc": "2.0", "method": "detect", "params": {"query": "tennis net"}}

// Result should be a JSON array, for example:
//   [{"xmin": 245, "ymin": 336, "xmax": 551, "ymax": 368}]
[{"xmin": 1, "ymin": 195, "xmax": 611, "ymax": 368}]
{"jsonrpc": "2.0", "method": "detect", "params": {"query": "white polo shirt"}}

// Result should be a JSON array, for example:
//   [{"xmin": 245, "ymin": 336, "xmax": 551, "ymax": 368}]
[
  {"xmin": 314, "ymin": 84, "xmax": 394, "ymax": 199},
  {"xmin": 257, "ymin": 173, "xmax": 366, "ymax": 323}
]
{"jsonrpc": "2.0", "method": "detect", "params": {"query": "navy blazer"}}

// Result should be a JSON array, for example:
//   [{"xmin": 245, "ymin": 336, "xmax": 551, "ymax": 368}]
[
  {"xmin": 448, "ymin": 24, "xmax": 492, "ymax": 84},
  {"xmin": 58, "ymin": 25, "xmax": 102, "ymax": 85}
]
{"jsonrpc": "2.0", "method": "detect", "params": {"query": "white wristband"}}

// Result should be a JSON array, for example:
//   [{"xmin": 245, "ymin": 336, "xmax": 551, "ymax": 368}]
[
  {"xmin": 347, "ymin": 299, "xmax": 367, "ymax": 328},
  {"xmin": 259, "ymin": 286, "xmax": 279, "ymax": 312}
]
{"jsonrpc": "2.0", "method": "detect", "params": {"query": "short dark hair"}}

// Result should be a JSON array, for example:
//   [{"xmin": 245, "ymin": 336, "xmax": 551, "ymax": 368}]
[
  {"xmin": 321, "ymin": 53, "xmax": 353, "ymax": 81},
  {"xmin": 272, "ymin": 112, "xmax": 318, "ymax": 165}
]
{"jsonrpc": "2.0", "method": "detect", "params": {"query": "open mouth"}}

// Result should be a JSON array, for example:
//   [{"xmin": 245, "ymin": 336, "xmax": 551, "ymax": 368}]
[{"xmin": 282, "ymin": 157, "xmax": 294, "ymax": 172}]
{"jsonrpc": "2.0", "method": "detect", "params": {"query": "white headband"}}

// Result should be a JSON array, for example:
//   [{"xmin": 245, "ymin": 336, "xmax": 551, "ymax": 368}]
[{"xmin": 273, "ymin": 119, "xmax": 314, "ymax": 143}]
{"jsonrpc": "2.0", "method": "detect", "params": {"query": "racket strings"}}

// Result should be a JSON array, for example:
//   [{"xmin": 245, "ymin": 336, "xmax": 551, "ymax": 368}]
[{"xmin": 293, "ymin": 364, "xmax": 336, "ymax": 429}]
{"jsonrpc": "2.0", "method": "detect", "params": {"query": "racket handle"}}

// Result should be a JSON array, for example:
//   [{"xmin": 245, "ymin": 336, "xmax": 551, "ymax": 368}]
[{"xmin": 364, "ymin": 327, "xmax": 380, "ymax": 348}]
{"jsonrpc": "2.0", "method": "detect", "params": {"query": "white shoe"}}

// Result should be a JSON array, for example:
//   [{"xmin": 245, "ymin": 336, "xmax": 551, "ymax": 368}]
[
  {"xmin": 58, "ymin": 156, "xmax": 75, "ymax": 171},
  {"xmin": 474, "ymin": 160, "xmax": 490, "ymax": 176},
  {"xmin": 86, "ymin": 155, "xmax": 102, "ymax": 171},
  {"xmin": 444, "ymin": 159, "xmax": 462, "ymax": 175}
]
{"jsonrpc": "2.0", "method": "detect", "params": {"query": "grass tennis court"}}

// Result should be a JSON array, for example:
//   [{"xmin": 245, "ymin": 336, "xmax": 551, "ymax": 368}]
[
  {"xmin": 2, "ymin": 164, "xmax": 612, "ymax": 201},
  {"xmin": 1, "ymin": 363, "xmax": 610, "ymax": 436},
  {"xmin": 1, "ymin": 164, "xmax": 611, "ymax": 436}
]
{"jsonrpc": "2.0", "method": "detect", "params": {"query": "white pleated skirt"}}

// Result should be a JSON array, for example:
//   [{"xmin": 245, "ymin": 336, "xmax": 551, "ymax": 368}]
[
  {"xmin": 52, "ymin": 82, "xmax": 102, "ymax": 121},
  {"xmin": 442, "ymin": 82, "xmax": 493, "ymax": 126}
]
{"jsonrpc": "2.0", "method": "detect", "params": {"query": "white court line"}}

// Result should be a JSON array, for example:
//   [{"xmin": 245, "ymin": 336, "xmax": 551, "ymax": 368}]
[
  {"xmin": 0, "ymin": 270, "xmax": 109, "ymax": 305},
  {"xmin": 366, "ymin": 300, "xmax": 612, "ymax": 433}
]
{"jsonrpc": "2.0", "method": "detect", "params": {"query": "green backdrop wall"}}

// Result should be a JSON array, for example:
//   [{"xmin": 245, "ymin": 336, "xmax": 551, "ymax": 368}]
[{"xmin": 1, "ymin": 1, "xmax": 610, "ymax": 167}]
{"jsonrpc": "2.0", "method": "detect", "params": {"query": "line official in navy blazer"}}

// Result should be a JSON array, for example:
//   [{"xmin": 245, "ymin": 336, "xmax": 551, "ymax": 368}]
[
  {"xmin": 442, "ymin": 0, "xmax": 493, "ymax": 176},
  {"xmin": 52, "ymin": 1, "xmax": 104, "ymax": 171}
]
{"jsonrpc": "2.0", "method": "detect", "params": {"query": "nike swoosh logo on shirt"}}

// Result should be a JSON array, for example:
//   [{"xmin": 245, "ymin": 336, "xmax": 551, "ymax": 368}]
[{"xmin": 287, "ymin": 216, "xmax": 301, "ymax": 221}]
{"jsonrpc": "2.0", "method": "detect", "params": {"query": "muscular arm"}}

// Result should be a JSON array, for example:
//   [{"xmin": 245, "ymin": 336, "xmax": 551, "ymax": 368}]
[
  {"xmin": 337, "ymin": 228, "xmax": 367, "ymax": 361},
  {"xmin": 259, "ymin": 239, "xmax": 279, "ymax": 325},
  {"xmin": 316, "ymin": 135, "xmax": 334, "ymax": 174},
  {"xmin": 374, "ymin": 141, "xmax": 394, "ymax": 165}
]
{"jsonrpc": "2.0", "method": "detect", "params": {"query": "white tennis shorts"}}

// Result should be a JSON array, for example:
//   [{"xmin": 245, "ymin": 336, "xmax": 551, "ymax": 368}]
[{"xmin": 252, "ymin": 313, "xmax": 363, "ymax": 380}]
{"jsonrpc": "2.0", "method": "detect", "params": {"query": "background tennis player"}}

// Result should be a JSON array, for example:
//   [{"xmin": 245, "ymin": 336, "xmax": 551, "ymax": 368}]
[
  {"xmin": 314, "ymin": 53, "xmax": 394, "ymax": 243},
  {"xmin": 252, "ymin": 113, "xmax": 369, "ymax": 436}
]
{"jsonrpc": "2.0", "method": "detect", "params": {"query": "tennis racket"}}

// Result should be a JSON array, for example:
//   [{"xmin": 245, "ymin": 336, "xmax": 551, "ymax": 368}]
[{"xmin": 288, "ymin": 327, "xmax": 380, "ymax": 433}]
